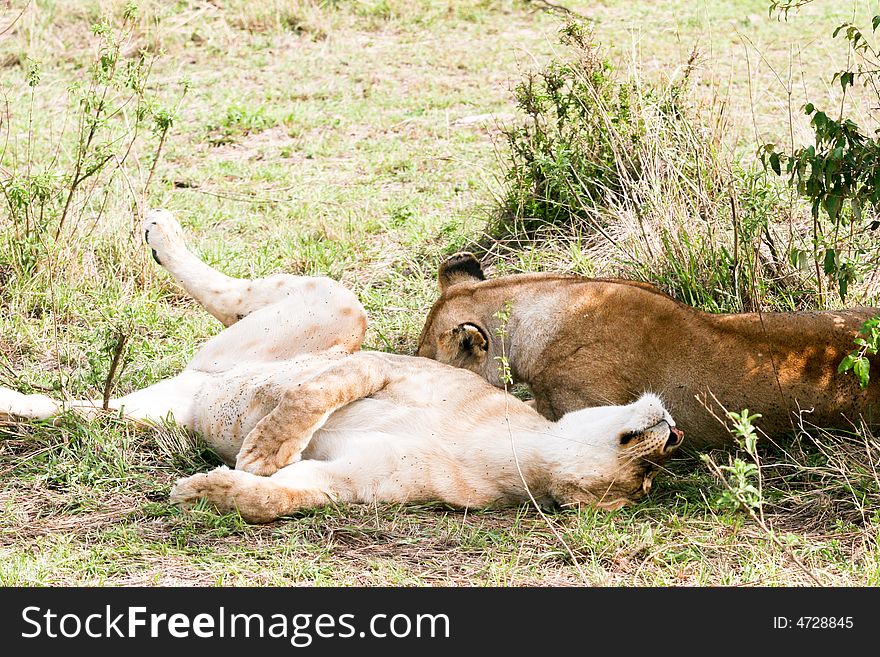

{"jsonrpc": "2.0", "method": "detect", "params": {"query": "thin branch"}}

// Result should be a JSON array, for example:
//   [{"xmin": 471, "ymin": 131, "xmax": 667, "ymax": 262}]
[
  {"xmin": 527, "ymin": 0, "xmax": 588, "ymax": 20},
  {"xmin": 101, "ymin": 330, "xmax": 128, "ymax": 411},
  {"xmin": 0, "ymin": 0, "xmax": 30, "ymax": 37},
  {"xmin": 142, "ymin": 121, "xmax": 169, "ymax": 199}
]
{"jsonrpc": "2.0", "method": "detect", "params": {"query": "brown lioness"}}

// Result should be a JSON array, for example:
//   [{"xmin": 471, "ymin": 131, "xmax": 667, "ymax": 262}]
[
  {"xmin": 416, "ymin": 254, "xmax": 880, "ymax": 449},
  {"xmin": 0, "ymin": 212, "xmax": 683, "ymax": 521}
]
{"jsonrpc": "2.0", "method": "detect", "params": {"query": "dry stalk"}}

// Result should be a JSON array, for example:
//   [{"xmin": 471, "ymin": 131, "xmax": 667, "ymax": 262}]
[{"xmin": 101, "ymin": 329, "xmax": 129, "ymax": 411}]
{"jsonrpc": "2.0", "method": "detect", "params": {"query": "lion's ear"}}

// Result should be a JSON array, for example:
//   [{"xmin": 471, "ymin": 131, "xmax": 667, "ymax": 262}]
[
  {"xmin": 438, "ymin": 253, "xmax": 485, "ymax": 292},
  {"xmin": 438, "ymin": 322, "xmax": 488, "ymax": 361}
]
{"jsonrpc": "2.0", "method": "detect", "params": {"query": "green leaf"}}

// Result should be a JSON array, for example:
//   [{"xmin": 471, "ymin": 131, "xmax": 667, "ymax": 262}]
[
  {"xmin": 789, "ymin": 247, "xmax": 808, "ymax": 271},
  {"xmin": 838, "ymin": 353, "xmax": 857, "ymax": 374},
  {"xmin": 824, "ymin": 194, "xmax": 842, "ymax": 220},
  {"xmin": 745, "ymin": 432, "xmax": 757, "ymax": 457},
  {"xmin": 823, "ymin": 248, "xmax": 838, "ymax": 275},
  {"xmin": 853, "ymin": 357, "xmax": 871, "ymax": 389},
  {"xmin": 769, "ymin": 152, "xmax": 781, "ymax": 175},
  {"xmin": 851, "ymin": 198, "xmax": 862, "ymax": 223},
  {"xmin": 873, "ymin": 15, "xmax": 880, "ymax": 32}
]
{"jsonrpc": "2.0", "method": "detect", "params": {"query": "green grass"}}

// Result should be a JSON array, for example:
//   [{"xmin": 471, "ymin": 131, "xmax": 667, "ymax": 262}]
[{"xmin": 1, "ymin": 0, "xmax": 879, "ymax": 586}]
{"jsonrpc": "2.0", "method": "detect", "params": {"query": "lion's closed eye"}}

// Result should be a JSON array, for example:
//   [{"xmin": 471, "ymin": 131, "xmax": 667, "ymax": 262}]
[{"xmin": 619, "ymin": 430, "xmax": 641, "ymax": 445}]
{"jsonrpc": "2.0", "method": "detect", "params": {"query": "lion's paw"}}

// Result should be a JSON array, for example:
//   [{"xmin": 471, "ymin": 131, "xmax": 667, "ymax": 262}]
[
  {"xmin": 169, "ymin": 466, "xmax": 290, "ymax": 523},
  {"xmin": 234, "ymin": 453, "xmax": 279, "ymax": 477},
  {"xmin": 0, "ymin": 387, "xmax": 58, "ymax": 420},
  {"xmin": 143, "ymin": 209, "xmax": 188, "ymax": 266},
  {"xmin": 234, "ymin": 443, "xmax": 297, "ymax": 477},
  {"xmin": 169, "ymin": 466, "xmax": 235, "ymax": 508},
  {"xmin": 235, "ymin": 424, "xmax": 306, "ymax": 476}
]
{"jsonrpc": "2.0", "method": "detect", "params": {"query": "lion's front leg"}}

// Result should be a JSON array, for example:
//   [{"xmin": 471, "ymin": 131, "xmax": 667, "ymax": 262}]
[
  {"xmin": 234, "ymin": 353, "xmax": 392, "ymax": 476},
  {"xmin": 170, "ymin": 465, "xmax": 333, "ymax": 523}
]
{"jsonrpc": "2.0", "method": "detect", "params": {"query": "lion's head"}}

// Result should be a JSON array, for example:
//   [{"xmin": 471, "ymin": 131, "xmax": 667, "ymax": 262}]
[
  {"xmin": 553, "ymin": 392, "xmax": 683, "ymax": 510},
  {"xmin": 416, "ymin": 252, "xmax": 506, "ymax": 384}
]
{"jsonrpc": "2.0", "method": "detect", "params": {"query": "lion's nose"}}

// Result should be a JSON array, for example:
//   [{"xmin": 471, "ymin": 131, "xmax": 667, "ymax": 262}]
[{"xmin": 664, "ymin": 425, "xmax": 684, "ymax": 452}]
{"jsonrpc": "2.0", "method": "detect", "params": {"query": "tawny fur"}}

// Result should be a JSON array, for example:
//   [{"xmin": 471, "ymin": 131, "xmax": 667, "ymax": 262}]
[
  {"xmin": 416, "ymin": 256, "xmax": 880, "ymax": 449},
  {"xmin": 0, "ymin": 211, "xmax": 683, "ymax": 523}
]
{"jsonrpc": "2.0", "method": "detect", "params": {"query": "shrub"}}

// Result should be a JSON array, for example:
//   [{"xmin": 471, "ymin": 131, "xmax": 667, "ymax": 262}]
[
  {"xmin": 490, "ymin": 20, "xmax": 878, "ymax": 313},
  {"xmin": 0, "ymin": 4, "xmax": 182, "ymax": 283}
]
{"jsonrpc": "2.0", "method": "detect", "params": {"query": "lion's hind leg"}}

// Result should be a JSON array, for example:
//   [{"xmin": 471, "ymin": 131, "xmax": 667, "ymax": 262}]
[
  {"xmin": 170, "ymin": 462, "xmax": 333, "ymax": 523},
  {"xmin": 144, "ymin": 209, "xmax": 365, "ymax": 333}
]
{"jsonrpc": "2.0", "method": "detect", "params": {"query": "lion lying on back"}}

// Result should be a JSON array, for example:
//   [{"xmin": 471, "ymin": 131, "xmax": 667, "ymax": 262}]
[{"xmin": 0, "ymin": 211, "xmax": 682, "ymax": 522}]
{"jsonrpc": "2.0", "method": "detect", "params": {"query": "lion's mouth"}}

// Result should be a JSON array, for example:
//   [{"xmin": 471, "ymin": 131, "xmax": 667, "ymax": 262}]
[{"xmin": 664, "ymin": 425, "xmax": 684, "ymax": 453}]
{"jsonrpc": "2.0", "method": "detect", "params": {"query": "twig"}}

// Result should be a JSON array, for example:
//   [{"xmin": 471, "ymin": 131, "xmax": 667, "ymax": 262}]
[
  {"xmin": 0, "ymin": 358, "xmax": 54, "ymax": 392},
  {"xmin": 177, "ymin": 186, "xmax": 296, "ymax": 205},
  {"xmin": 729, "ymin": 190, "xmax": 741, "ymax": 308},
  {"xmin": 113, "ymin": 153, "xmax": 141, "ymax": 229},
  {"xmin": 527, "ymin": 0, "xmax": 587, "ymax": 20},
  {"xmin": 0, "ymin": 0, "xmax": 30, "ymax": 37},
  {"xmin": 143, "ymin": 121, "xmax": 170, "ymax": 200},
  {"xmin": 496, "ymin": 308, "xmax": 589, "ymax": 583},
  {"xmin": 102, "ymin": 331, "xmax": 129, "ymax": 411}
]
